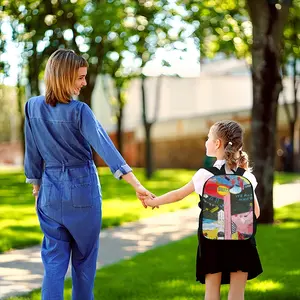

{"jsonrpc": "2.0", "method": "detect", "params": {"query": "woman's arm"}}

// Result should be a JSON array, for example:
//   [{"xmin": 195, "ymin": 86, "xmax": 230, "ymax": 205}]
[
  {"xmin": 122, "ymin": 172, "xmax": 154, "ymax": 208},
  {"xmin": 145, "ymin": 181, "xmax": 195, "ymax": 207},
  {"xmin": 24, "ymin": 101, "xmax": 44, "ymax": 186},
  {"xmin": 121, "ymin": 172, "xmax": 143, "ymax": 190},
  {"xmin": 79, "ymin": 103, "xmax": 132, "ymax": 180}
]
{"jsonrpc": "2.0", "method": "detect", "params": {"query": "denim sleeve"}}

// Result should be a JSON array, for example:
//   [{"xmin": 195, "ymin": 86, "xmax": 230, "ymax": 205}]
[
  {"xmin": 24, "ymin": 101, "xmax": 44, "ymax": 185},
  {"xmin": 79, "ymin": 103, "xmax": 132, "ymax": 179}
]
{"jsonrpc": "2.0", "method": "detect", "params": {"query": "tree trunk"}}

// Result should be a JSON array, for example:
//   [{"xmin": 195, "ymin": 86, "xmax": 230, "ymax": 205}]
[
  {"xmin": 79, "ymin": 73, "xmax": 97, "ymax": 107},
  {"xmin": 17, "ymin": 82, "xmax": 25, "ymax": 165},
  {"xmin": 27, "ymin": 51, "xmax": 41, "ymax": 96},
  {"xmin": 141, "ymin": 75, "xmax": 153, "ymax": 179},
  {"xmin": 79, "ymin": 40, "xmax": 105, "ymax": 107},
  {"xmin": 116, "ymin": 86, "xmax": 124, "ymax": 155},
  {"xmin": 248, "ymin": 0, "xmax": 290, "ymax": 224},
  {"xmin": 145, "ymin": 122, "xmax": 153, "ymax": 179},
  {"xmin": 291, "ymin": 57, "xmax": 299, "ymax": 171}
]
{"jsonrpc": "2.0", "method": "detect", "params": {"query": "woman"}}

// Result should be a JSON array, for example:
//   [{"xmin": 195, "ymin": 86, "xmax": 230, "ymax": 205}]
[{"xmin": 24, "ymin": 49, "xmax": 152, "ymax": 300}]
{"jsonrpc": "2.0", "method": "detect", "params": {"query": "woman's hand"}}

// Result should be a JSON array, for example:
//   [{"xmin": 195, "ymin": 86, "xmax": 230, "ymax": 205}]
[
  {"xmin": 135, "ymin": 185, "xmax": 158, "ymax": 209},
  {"xmin": 32, "ymin": 185, "xmax": 40, "ymax": 211},
  {"xmin": 120, "ymin": 172, "xmax": 158, "ymax": 209},
  {"xmin": 35, "ymin": 195, "xmax": 38, "ymax": 211}
]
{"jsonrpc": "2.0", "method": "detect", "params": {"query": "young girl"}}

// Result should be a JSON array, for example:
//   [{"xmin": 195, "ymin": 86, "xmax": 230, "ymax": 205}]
[{"xmin": 145, "ymin": 120, "xmax": 263, "ymax": 300}]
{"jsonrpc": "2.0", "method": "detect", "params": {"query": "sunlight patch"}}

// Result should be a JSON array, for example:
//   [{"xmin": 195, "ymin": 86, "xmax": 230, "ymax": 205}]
[
  {"xmin": 286, "ymin": 269, "xmax": 300, "ymax": 275},
  {"xmin": 277, "ymin": 222, "xmax": 300, "ymax": 229},
  {"xmin": 157, "ymin": 279, "xmax": 187, "ymax": 288},
  {"xmin": 248, "ymin": 280, "xmax": 283, "ymax": 292}
]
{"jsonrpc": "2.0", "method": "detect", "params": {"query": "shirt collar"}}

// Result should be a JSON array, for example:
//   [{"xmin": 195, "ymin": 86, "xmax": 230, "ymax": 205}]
[{"xmin": 213, "ymin": 159, "xmax": 226, "ymax": 169}]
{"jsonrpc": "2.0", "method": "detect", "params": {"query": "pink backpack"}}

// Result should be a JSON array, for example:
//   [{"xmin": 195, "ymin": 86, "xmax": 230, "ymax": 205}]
[{"xmin": 200, "ymin": 165, "xmax": 255, "ymax": 240}]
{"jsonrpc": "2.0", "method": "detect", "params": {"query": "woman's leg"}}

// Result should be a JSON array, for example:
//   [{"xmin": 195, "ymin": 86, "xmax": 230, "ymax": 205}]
[
  {"xmin": 205, "ymin": 272, "xmax": 222, "ymax": 300},
  {"xmin": 67, "ymin": 201, "xmax": 101, "ymax": 300},
  {"xmin": 66, "ymin": 167, "xmax": 102, "ymax": 300},
  {"xmin": 228, "ymin": 271, "xmax": 248, "ymax": 300},
  {"xmin": 71, "ymin": 237, "xmax": 99, "ymax": 300},
  {"xmin": 38, "ymin": 208, "xmax": 71, "ymax": 300}
]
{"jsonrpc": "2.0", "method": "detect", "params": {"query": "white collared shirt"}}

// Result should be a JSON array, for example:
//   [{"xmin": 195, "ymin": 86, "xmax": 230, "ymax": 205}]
[{"xmin": 192, "ymin": 159, "xmax": 258, "ymax": 195}]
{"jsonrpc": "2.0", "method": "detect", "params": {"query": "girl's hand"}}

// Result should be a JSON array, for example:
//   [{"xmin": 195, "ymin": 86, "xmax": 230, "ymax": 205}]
[
  {"xmin": 144, "ymin": 196, "xmax": 158, "ymax": 208},
  {"xmin": 135, "ymin": 185, "xmax": 159, "ymax": 209},
  {"xmin": 135, "ymin": 185, "xmax": 156, "ymax": 208}
]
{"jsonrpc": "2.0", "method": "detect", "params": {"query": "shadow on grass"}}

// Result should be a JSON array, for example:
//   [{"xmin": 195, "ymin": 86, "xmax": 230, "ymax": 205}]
[
  {"xmin": 8, "ymin": 225, "xmax": 41, "ymax": 233},
  {"xmin": 275, "ymin": 217, "xmax": 300, "ymax": 223}
]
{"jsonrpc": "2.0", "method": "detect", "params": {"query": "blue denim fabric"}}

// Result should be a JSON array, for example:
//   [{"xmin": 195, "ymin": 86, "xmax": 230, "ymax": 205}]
[
  {"xmin": 24, "ymin": 95, "xmax": 132, "ymax": 185},
  {"xmin": 37, "ymin": 161, "xmax": 101, "ymax": 300},
  {"xmin": 24, "ymin": 96, "xmax": 132, "ymax": 299}
]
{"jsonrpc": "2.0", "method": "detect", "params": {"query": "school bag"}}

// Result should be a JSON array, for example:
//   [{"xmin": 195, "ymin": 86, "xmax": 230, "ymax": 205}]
[{"xmin": 200, "ymin": 165, "xmax": 255, "ymax": 240}]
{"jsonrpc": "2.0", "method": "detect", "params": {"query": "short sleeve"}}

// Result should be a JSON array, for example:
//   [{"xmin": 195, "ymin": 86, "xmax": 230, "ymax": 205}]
[
  {"xmin": 243, "ymin": 171, "xmax": 258, "ymax": 190},
  {"xmin": 192, "ymin": 168, "xmax": 214, "ymax": 195}
]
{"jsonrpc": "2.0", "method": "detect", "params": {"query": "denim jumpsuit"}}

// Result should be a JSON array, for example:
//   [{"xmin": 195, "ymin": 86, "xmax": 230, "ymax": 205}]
[{"xmin": 24, "ymin": 96, "xmax": 132, "ymax": 300}]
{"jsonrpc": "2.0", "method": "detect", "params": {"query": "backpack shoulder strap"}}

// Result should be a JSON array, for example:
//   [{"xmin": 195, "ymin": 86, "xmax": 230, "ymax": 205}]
[
  {"xmin": 203, "ymin": 167, "xmax": 219, "ymax": 175},
  {"xmin": 234, "ymin": 167, "xmax": 246, "ymax": 176},
  {"xmin": 203, "ymin": 165, "xmax": 225, "ymax": 175}
]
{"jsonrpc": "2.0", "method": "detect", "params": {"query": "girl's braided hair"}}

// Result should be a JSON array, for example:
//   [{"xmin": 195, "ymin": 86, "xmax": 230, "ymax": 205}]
[{"xmin": 211, "ymin": 120, "xmax": 250, "ymax": 170}]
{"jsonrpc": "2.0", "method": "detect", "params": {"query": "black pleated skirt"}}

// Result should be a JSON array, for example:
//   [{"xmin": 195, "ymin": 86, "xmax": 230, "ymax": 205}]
[{"xmin": 196, "ymin": 234, "xmax": 263, "ymax": 284}]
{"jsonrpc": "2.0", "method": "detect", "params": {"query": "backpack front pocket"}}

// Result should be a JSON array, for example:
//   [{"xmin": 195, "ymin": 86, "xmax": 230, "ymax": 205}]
[{"xmin": 71, "ymin": 183, "xmax": 93, "ymax": 208}]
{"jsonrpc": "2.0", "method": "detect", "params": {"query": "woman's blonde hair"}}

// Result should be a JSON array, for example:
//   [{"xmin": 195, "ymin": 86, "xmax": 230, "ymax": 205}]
[
  {"xmin": 211, "ymin": 120, "xmax": 250, "ymax": 170},
  {"xmin": 45, "ymin": 49, "xmax": 88, "ymax": 106}
]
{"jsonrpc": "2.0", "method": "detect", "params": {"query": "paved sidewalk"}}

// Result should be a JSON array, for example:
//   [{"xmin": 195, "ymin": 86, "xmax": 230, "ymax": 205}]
[{"xmin": 0, "ymin": 183, "xmax": 299, "ymax": 299}]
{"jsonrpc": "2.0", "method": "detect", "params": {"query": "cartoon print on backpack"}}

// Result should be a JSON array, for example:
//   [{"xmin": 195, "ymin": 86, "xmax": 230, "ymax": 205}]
[{"xmin": 201, "ymin": 169, "xmax": 254, "ymax": 240}]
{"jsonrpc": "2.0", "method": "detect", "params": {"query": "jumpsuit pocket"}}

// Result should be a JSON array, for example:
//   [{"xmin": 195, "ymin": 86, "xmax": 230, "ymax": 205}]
[
  {"xmin": 40, "ymin": 184, "xmax": 52, "ymax": 207},
  {"xmin": 71, "ymin": 183, "xmax": 93, "ymax": 208}
]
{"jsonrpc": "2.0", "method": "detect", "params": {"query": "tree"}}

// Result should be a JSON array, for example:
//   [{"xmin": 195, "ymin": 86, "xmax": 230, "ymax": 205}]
[
  {"xmin": 3, "ymin": 0, "xmax": 136, "ymax": 107},
  {"xmin": 102, "ymin": 57, "xmax": 134, "ymax": 155},
  {"xmin": 3, "ymin": 0, "xmax": 86, "ymax": 96},
  {"xmin": 248, "ymin": 0, "xmax": 292, "ymax": 223},
  {"xmin": 179, "ymin": 0, "xmax": 294, "ymax": 223},
  {"xmin": 128, "ymin": 0, "xmax": 177, "ymax": 178},
  {"xmin": 281, "ymin": 1, "xmax": 300, "ymax": 172}
]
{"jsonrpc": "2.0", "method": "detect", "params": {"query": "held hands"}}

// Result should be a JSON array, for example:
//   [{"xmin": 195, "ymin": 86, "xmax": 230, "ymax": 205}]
[
  {"xmin": 135, "ymin": 185, "xmax": 159, "ymax": 209},
  {"xmin": 144, "ymin": 195, "xmax": 158, "ymax": 208}
]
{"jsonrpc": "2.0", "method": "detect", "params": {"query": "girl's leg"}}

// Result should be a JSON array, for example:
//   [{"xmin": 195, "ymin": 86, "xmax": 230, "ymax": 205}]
[
  {"xmin": 228, "ymin": 271, "xmax": 248, "ymax": 300},
  {"xmin": 205, "ymin": 272, "xmax": 222, "ymax": 300}
]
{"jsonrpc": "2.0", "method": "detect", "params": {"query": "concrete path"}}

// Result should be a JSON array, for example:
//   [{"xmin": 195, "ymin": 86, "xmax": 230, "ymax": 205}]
[{"xmin": 0, "ymin": 183, "xmax": 299, "ymax": 299}]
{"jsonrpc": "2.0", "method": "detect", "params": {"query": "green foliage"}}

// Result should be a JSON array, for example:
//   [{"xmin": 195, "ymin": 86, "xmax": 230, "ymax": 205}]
[
  {"xmin": 180, "ymin": 0, "xmax": 299, "ymax": 66},
  {"xmin": 180, "ymin": 0, "xmax": 251, "ymax": 62},
  {"xmin": 7, "ymin": 202, "xmax": 300, "ymax": 300},
  {"xmin": 282, "ymin": 0, "xmax": 300, "ymax": 64},
  {"xmin": 2, "ymin": 0, "xmax": 177, "ymax": 102}
]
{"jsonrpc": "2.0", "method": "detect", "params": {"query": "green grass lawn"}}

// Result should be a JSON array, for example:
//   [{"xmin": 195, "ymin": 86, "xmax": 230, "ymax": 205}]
[
  {"xmin": 6, "ymin": 202, "xmax": 300, "ymax": 300},
  {"xmin": 0, "ymin": 167, "xmax": 198, "ymax": 253},
  {"xmin": 0, "ymin": 168, "xmax": 299, "ymax": 254}
]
